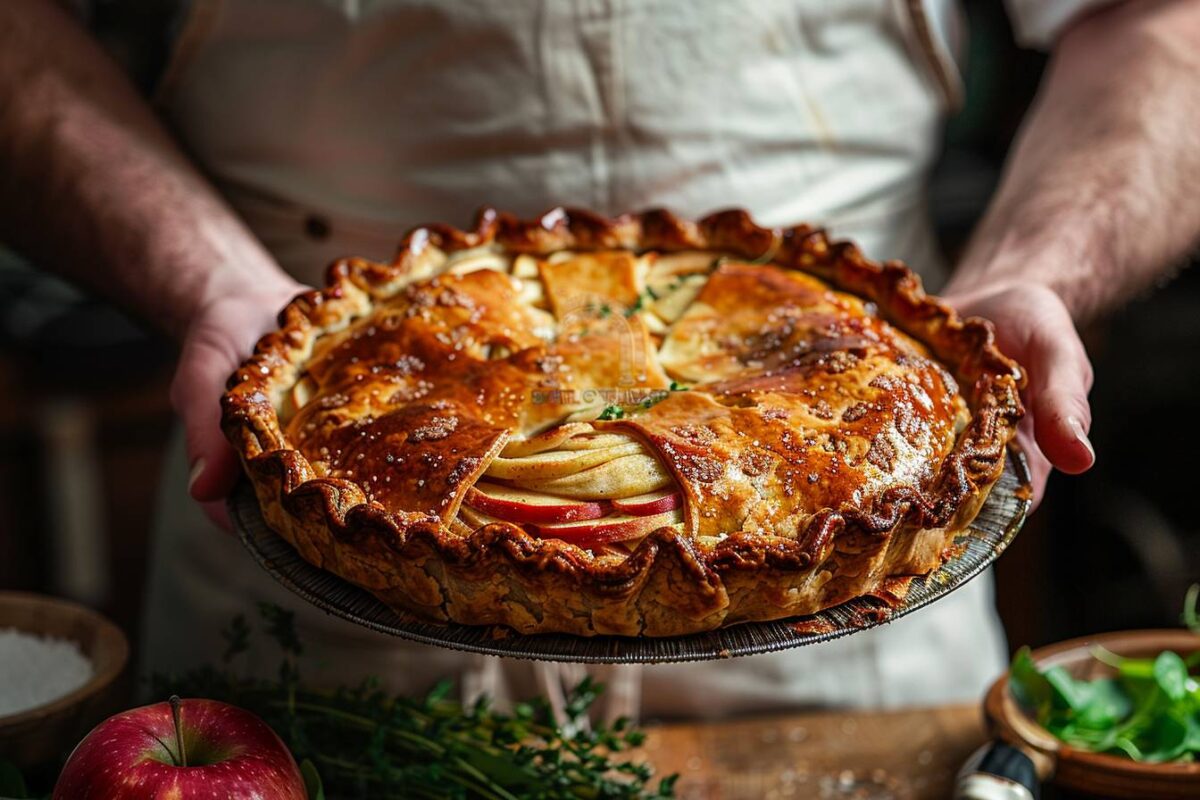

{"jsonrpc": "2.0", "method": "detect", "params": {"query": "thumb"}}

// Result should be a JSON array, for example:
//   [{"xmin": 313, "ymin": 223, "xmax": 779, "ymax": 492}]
[
  {"xmin": 1026, "ymin": 309, "xmax": 1096, "ymax": 475},
  {"xmin": 171, "ymin": 334, "xmax": 242, "ymax": 507},
  {"xmin": 169, "ymin": 277, "xmax": 304, "ymax": 531}
]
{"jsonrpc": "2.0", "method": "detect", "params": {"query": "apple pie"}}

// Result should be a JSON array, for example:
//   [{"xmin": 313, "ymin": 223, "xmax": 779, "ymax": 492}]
[{"xmin": 223, "ymin": 208, "xmax": 1024, "ymax": 636}]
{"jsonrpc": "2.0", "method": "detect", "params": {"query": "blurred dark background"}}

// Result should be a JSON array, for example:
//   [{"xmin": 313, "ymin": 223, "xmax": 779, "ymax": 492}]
[{"xmin": 0, "ymin": 1, "xmax": 1196, "ymax": 687}]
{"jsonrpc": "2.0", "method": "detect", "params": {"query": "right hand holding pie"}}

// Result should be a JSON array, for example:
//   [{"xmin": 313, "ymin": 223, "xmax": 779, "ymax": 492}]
[{"xmin": 170, "ymin": 282, "xmax": 305, "ymax": 529}]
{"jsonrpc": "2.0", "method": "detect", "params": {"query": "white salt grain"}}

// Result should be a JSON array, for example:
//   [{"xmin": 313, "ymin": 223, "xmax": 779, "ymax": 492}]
[{"xmin": 0, "ymin": 628, "xmax": 93, "ymax": 717}]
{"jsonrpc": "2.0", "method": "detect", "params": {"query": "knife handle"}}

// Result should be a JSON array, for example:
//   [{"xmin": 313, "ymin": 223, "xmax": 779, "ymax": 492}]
[{"xmin": 954, "ymin": 740, "xmax": 1040, "ymax": 800}]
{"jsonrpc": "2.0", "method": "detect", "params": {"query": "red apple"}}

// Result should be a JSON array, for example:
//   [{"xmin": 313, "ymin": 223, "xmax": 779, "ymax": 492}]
[
  {"xmin": 531, "ymin": 509, "xmax": 682, "ymax": 548},
  {"xmin": 465, "ymin": 482, "xmax": 608, "ymax": 524},
  {"xmin": 610, "ymin": 489, "xmax": 682, "ymax": 516},
  {"xmin": 54, "ymin": 697, "xmax": 306, "ymax": 800}
]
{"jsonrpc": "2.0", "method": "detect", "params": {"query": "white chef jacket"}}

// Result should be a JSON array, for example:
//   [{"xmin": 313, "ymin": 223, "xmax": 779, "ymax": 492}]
[{"xmin": 142, "ymin": 0, "xmax": 1114, "ymax": 719}]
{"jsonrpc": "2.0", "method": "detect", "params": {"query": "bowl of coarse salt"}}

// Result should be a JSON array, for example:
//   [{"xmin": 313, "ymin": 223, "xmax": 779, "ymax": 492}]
[{"xmin": 0, "ymin": 591, "xmax": 127, "ymax": 768}]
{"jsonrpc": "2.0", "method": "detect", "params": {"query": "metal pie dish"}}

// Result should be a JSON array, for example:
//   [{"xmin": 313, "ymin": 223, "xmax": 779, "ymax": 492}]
[{"xmin": 229, "ymin": 447, "xmax": 1029, "ymax": 664}]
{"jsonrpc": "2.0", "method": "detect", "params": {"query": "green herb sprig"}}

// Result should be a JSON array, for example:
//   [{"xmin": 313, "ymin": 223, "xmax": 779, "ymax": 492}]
[
  {"xmin": 625, "ymin": 287, "xmax": 659, "ymax": 318},
  {"xmin": 597, "ymin": 405, "xmax": 626, "ymax": 421},
  {"xmin": 151, "ymin": 606, "xmax": 676, "ymax": 799},
  {"xmin": 1008, "ymin": 585, "xmax": 1200, "ymax": 763}
]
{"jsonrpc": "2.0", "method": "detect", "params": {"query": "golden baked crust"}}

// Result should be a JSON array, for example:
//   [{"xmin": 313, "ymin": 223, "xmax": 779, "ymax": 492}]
[{"xmin": 222, "ymin": 208, "xmax": 1025, "ymax": 636}]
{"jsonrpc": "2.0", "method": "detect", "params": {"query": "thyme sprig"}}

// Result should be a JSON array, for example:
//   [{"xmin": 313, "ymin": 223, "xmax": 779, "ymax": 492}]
[{"xmin": 150, "ymin": 605, "xmax": 676, "ymax": 800}]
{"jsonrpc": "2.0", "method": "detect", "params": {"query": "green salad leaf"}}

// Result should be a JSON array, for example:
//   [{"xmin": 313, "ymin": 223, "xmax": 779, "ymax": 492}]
[
  {"xmin": 1008, "ymin": 585, "xmax": 1200, "ymax": 764},
  {"xmin": 1154, "ymin": 651, "xmax": 1189, "ymax": 703}
]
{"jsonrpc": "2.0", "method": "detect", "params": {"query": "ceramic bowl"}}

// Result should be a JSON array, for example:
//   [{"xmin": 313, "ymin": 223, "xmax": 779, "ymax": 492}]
[
  {"xmin": 0, "ymin": 591, "xmax": 128, "ymax": 769},
  {"xmin": 984, "ymin": 629, "xmax": 1200, "ymax": 799}
]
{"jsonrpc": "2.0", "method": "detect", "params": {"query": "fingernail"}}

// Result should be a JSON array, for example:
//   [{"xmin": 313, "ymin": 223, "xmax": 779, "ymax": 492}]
[
  {"xmin": 1067, "ymin": 416, "xmax": 1095, "ymax": 464},
  {"xmin": 188, "ymin": 458, "xmax": 206, "ymax": 494}
]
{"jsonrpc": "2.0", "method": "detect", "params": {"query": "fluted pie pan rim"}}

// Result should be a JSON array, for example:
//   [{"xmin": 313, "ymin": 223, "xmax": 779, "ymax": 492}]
[
  {"xmin": 227, "ymin": 450, "xmax": 1030, "ymax": 661},
  {"xmin": 221, "ymin": 207, "xmax": 1025, "ymax": 637}
]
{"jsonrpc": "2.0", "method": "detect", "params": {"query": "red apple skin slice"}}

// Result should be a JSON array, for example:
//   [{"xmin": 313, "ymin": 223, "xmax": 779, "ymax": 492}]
[
  {"xmin": 610, "ymin": 490, "xmax": 682, "ymax": 516},
  {"xmin": 465, "ymin": 483, "xmax": 607, "ymax": 524},
  {"xmin": 530, "ymin": 509, "xmax": 682, "ymax": 548}
]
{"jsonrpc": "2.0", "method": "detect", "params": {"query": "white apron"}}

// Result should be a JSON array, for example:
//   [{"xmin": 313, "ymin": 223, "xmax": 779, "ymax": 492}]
[{"xmin": 143, "ymin": 0, "xmax": 1008, "ymax": 719}]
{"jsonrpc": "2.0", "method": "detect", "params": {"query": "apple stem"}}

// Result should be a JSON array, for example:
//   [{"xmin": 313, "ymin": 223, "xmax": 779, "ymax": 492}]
[{"xmin": 169, "ymin": 695, "xmax": 187, "ymax": 768}]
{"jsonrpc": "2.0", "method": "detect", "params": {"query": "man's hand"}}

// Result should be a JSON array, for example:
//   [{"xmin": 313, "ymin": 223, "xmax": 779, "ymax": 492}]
[
  {"xmin": 942, "ymin": 0, "xmax": 1200, "ymax": 505},
  {"xmin": 943, "ymin": 284, "xmax": 1095, "ymax": 506},
  {"xmin": 0, "ymin": 0, "xmax": 306, "ymax": 528},
  {"xmin": 172, "ymin": 282, "xmax": 305, "ymax": 529}
]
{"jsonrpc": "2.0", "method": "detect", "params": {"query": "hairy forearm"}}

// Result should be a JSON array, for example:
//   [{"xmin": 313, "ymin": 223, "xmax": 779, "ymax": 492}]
[
  {"xmin": 0, "ymin": 0, "xmax": 296, "ymax": 340},
  {"xmin": 949, "ymin": 0, "xmax": 1200, "ymax": 321}
]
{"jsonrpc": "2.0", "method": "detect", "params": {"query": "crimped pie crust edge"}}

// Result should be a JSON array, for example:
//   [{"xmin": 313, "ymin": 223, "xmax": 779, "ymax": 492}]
[{"xmin": 222, "ymin": 207, "xmax": 1025, "ymax": 636}]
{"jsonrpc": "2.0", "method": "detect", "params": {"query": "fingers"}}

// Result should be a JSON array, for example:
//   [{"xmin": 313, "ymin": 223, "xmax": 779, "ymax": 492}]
[
  {"xmin": 200, "ymin": 499, "xmax": 234, "ymax": 533},
  {"xmin": 171, "ymin": 335, "xmax": 242, "ymax": 504},
  {"xmin": 1016, "ymin": 424, "xmax": 1052, "ymax": 511},
  {"xmin": 1032, "ymin": 387, "xmax": 1096, "ymax": 475},
  {"xmin": 1024, "ymin": 303, "xmax": 1096, "ymax": 476},
  {"xmin": 169, "ymin": 281, "xmax": 306, "ymax": 529}
]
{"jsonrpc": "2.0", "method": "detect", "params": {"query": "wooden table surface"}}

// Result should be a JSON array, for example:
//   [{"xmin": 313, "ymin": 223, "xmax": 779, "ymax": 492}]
[{"xmin": 642, "ymin": 703, "xmax": 986, "ymax": 799}]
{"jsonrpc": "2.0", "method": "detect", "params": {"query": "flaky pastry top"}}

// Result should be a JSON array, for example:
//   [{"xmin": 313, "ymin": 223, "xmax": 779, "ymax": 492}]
[{"xmin": 223, "ymin": 208, "xmax": 1025, "ymax": 574}]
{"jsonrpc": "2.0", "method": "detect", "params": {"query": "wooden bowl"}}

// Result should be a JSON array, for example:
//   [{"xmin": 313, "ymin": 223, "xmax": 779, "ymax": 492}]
[
  {"xmin": 0, "ymin": 592, "xmax": 129, "ymax": 769},
  {"xmin": 984, "ymin": 629, "xmax": 1200, "ymax": 799}
]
